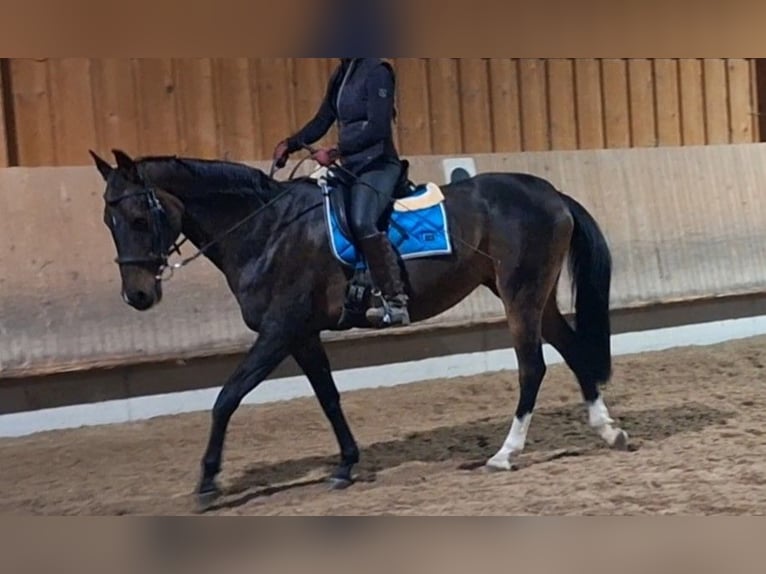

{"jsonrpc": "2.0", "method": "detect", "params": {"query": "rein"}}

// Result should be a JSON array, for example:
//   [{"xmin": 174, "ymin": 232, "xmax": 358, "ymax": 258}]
[
  {"xmin": 149, "ymin": 161, "xmax": 320, "ymax": 282},
  {"xmin": 117, "ymin": 146, "xmax": 495, "ymax": 283}
]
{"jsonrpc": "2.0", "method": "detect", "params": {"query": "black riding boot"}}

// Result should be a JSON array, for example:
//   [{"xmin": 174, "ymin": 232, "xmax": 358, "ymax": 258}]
[{"xmin": 359, "ymin": 232, "xmax": 410, "ymax": 327}]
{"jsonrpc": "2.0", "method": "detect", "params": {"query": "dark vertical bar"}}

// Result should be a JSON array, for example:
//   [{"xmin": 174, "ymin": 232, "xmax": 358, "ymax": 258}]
[
  {"xmin": 756, "ymin": 59, "xmax": 766, "ymax": 142},
  {"xmin": 0, "ymin": 58, "xmax": 19, "ymax": 166}
]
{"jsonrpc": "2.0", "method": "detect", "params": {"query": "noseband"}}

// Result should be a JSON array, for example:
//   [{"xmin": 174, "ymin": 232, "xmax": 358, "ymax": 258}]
[{"xmin": 105, "ymin": 187, "xmax": 184, "ymax": 280}]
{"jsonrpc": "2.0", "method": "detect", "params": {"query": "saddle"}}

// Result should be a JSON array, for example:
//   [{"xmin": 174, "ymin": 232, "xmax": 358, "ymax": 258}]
[{"xmin": 325, "ymin": 159, "xmax": 415, "ymax": 242}]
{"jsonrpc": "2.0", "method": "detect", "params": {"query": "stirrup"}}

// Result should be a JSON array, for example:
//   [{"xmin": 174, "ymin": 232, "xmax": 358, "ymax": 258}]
[
  {"xmin": 375, "ymin": 288, "xmax": 395, "ymax": 324},
  {"xmin": 367, "ymin": 289, "xmax": 410, "ymax": 327}
]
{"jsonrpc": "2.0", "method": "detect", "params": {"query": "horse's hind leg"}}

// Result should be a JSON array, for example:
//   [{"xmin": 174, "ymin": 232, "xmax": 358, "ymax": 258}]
[
  {"xmin": 486, "ymin": 300, "xmax": 546, "ymax": 471},
  {"xmin": 485, "ymin": 256, "xmax": 563, "ymax": 470},
  {"xmin": 542, "ymin": 294, "xmax": 628, "ymax": 450}
]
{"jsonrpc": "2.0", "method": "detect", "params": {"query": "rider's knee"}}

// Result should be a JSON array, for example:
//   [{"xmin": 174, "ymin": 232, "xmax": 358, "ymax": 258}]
[{"xmin": 350, "ymin": 218, "xmax": 378, "ymax": 239}]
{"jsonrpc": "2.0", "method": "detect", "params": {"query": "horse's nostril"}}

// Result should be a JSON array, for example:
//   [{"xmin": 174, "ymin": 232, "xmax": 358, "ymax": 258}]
[{"xmin": 126, "ymin": 289, "xmax": 153, "ymax": 309}]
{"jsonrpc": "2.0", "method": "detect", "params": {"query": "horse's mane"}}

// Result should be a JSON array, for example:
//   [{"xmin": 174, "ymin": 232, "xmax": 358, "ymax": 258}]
[{"xmin": 134, "ymin": 155, "xmax": 287, "ymax": 201}]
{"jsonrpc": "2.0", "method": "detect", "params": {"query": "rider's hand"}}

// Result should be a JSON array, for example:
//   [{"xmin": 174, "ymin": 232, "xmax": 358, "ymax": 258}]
[
  {"xmin": 272, "ymin": 140, "xmax": 290, "ymax": 169},
  {"xmin": 312, "ymin": 147, "xmax": 340, "ymax": 167}
]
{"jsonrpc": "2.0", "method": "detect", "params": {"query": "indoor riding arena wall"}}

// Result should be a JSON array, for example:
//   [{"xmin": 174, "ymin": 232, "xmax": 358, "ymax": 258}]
[
  {"xmin": 0, "ymin": 58, "xmax": 758, "ymax": 168},
  {"xmin": 3, "ymin": 143, "xmax": 766, "ymax": 383}
]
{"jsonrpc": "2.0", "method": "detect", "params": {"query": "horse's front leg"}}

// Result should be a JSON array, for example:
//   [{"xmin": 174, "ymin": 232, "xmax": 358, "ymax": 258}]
[
  {"xmin": 292, "ymin": 333, "xmax": 359, "ymax": 489},
  {"xmin": 197, "ymin": 330, "xmax": 291, "ymax": 508}
]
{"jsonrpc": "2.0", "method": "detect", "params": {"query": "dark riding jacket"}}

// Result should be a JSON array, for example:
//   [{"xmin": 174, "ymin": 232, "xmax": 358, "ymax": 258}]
[{"xmin": 286, "ymin": 58, "xmax": 399, "ymax": 173}]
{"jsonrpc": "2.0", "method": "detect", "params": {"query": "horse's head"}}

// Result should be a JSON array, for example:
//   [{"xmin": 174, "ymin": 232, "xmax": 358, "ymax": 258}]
[{"xmin": 90, "ymin": 149, "xmax": 184, "ymax": 311}]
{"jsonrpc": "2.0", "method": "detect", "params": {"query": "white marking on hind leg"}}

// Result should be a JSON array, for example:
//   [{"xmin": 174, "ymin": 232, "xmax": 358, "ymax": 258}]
[
  {"xmin": 486, "ymin": 413, "xmax": 532, "ymax": 471},
  {"xmin": 588, "ymin": 395, "xmax": 628, "ymax": 448}
]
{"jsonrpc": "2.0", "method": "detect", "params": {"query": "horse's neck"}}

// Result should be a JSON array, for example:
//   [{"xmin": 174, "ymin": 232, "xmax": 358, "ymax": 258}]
[
  {"xmin": 179, "ymin": 195, "xmax": 271, "ymax": 274},
  {"xmin": 138, "ymin": 160, "xmax": 276, "ymax": 274}
]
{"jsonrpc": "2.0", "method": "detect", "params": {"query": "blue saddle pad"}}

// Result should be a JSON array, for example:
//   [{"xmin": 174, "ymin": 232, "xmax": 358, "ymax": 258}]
[{"xmin": 323, "ymin": 183, "xmax": 453, "ymax": 269}]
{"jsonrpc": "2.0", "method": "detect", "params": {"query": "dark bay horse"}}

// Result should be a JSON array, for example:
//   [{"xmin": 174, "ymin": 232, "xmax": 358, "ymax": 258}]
[{"xmin": 89, "ymin": 149, "xmax": 629, "ymax": 508}]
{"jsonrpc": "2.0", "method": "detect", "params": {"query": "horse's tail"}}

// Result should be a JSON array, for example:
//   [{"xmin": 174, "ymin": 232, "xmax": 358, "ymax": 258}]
[{"xmin": 559, "ymin": 192, "xmax": 613, "ymax": 384}]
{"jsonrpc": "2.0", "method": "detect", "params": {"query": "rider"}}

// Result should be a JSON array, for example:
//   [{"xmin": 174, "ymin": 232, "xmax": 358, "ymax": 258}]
[{"xmin": 273, "ymin": 58, "xmax": 409, "ymax": 327}]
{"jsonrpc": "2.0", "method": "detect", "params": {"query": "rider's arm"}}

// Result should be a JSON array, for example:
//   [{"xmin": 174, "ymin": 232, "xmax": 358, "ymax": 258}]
[
  {"xmin": 286, "ymin": 70, "xmax": 339, "ymax": 153},
  {"xmin": 337, "ymin": 63, "xmax": 395, "ymax": 157}
]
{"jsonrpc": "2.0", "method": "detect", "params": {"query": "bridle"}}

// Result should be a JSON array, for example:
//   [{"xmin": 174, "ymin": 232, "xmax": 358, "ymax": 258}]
[
  {"xmin": 105, "ymin": 186, "xmax": 185, "ymax": 280},
  {"xmin": 105, "ymin": 165, "xmax": 316, "ymax": 283}
]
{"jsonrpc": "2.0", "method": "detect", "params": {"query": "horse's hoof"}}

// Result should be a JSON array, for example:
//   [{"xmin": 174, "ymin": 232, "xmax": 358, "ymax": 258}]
[
  {"xmin": 327, "ymin": 476, "xmax": 353, "ymax": 490},
  {"xmin": 612, "ymin": 430, "xmax": 630, "ymax": 451},
  {"xmin": 196, "ymin": 484, "xmax": 221, "ymax": 511},
  {"xmin": 485, "ymin": 457, "xmax": 512, "ymax": 472}
]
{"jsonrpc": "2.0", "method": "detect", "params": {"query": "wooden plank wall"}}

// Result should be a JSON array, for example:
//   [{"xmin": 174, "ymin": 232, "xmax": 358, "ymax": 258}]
[{"xmin": 0, "ymin": 58, "xmax": 759, "ymax": 167}]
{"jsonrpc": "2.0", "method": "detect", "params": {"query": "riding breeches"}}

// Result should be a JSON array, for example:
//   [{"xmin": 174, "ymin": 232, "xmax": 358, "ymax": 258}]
[{"xmin": 347, "ymin": 159, "xmax": 402, "ymax": 240}]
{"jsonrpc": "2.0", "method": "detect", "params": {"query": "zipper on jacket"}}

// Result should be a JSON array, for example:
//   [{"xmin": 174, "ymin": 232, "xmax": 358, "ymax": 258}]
[{"xmin": 336, "ymin": 59, "xmax": 356, "ymax": 115}]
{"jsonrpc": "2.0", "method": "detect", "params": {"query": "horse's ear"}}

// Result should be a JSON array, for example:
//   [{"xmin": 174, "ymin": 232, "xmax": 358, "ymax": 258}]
[
  {"xmin": 89, "ymin": 150, "xmax": 113, "ymax": 181},
  {"xmin": 112, "ymin": 149, "xmax": 139, "ymax": 181}
]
